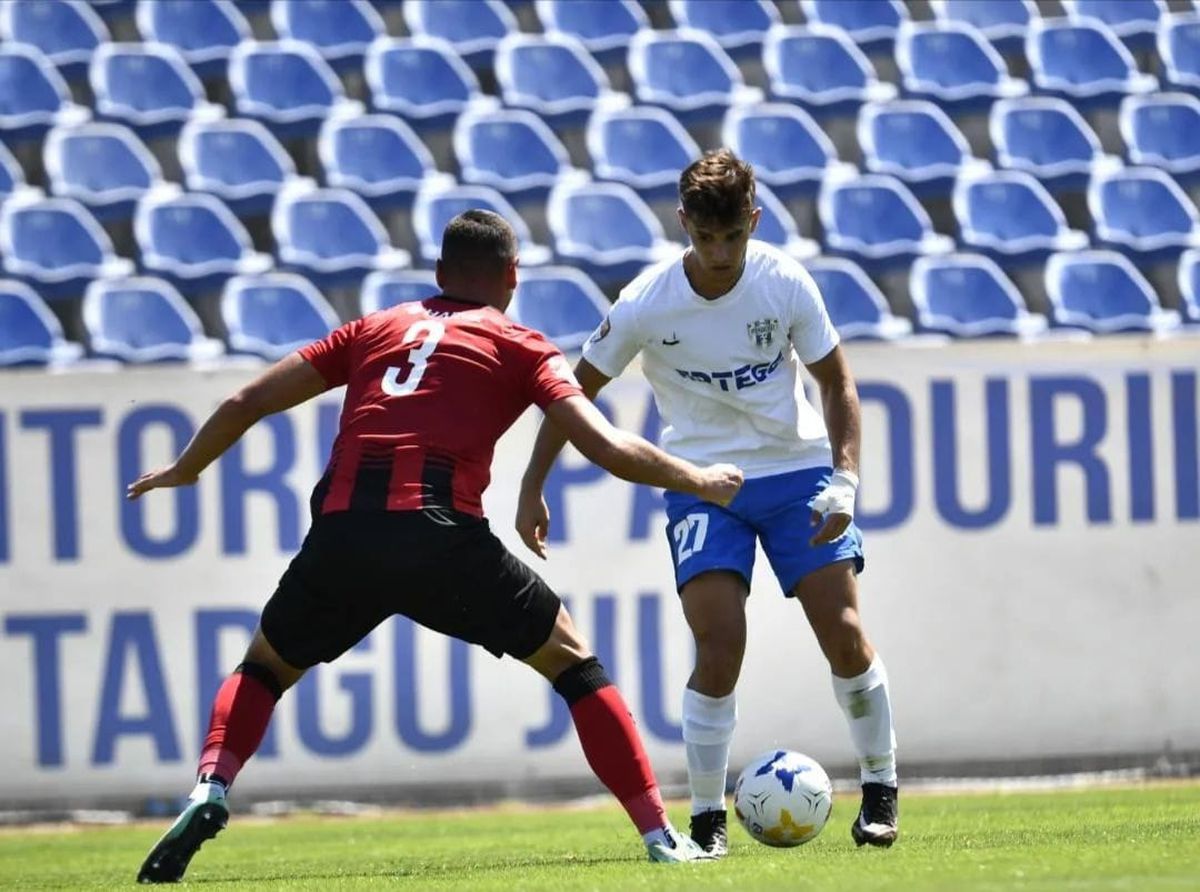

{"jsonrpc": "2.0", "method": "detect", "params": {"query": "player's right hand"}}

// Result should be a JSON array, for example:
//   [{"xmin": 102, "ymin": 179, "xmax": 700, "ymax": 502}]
[
  {"xmin": 699, "ymin": 463, "xmax": 744, "ymax": 507},
  {"xmin": 515, "ymin": 486, "xmax": 551, "ymax": 560}
]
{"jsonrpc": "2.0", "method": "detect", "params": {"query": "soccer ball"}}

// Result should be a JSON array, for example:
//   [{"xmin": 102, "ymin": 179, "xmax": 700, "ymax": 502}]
[{"xmin": 733, "ymin": 750, "xmax": 833, "ymax": 847}]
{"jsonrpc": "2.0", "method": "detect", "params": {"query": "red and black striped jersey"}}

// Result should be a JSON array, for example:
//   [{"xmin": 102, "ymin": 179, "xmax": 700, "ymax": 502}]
[{"xmin": 299, "ymin": 296, "xmax": 582, "ymax": 517}]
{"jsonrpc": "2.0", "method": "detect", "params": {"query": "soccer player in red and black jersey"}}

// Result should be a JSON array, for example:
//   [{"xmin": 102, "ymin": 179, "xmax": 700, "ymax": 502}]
[{"xmin": 130, "ymin": 211, "xmax": 743, "ymax": 882}]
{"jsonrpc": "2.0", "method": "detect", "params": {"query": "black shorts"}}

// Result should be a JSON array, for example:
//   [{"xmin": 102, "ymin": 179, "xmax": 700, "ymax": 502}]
[{"xmin": 260, "ymin": 510, "xmax": 562, "ymax": 669}]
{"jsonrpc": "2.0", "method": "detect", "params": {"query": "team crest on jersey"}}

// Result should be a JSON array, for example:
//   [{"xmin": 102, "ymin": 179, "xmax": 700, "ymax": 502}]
[{"xmin": 747, "ymin": 318, "xmax": 779, "ymax": 350}]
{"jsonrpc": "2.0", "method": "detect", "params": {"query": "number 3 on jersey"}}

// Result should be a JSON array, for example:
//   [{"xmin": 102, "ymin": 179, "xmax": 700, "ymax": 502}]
[
  {"xmin": 673, "ymin": 512, "xmax": 709, "ymax": 563},
  {"xmin": 382, "ymin": 320, "xmax": 445, "ymax": 396}
]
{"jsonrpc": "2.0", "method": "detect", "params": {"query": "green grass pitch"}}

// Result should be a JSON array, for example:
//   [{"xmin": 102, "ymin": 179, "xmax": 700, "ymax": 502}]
[{"xmin": 1, "ymin": 784, "xmax": 1197, "ymax": 890}]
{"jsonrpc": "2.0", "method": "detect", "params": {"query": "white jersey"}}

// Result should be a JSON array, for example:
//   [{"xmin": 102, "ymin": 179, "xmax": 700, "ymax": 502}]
[{"xmin": 582, "ymin": 240, "xmax": 838, "ymax": 478}]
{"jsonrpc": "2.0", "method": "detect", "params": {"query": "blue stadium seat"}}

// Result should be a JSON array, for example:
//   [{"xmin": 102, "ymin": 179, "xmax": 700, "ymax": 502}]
[
  {"xmin": 365, "ymin": 36, "xmax": 497, "ymax": 130},
  {"xmin": 319, "ymin": 114, "xmax": 452, "ymax": 212},
  {"xmin": 953, "ymin": 169, "xmax": 1088, "ymax": 263},
  {"xmin": 896, "ymin": 21, "xmax": 1028, "ymax": 109},
  {"xmin": 270, "ymin": 0, "xmax": 384, "ymax": 70},
  {"xmin": 666, "ymin": 0, "xmax": 780, "ymax": 58},
  {"xmin": 0, "ymin": 0, "xmax": 108, "ymax": 81},
  {"xmin": 929, "ymin": 0, "xmax": 1039, "ymax": 55},
  {"xmin": 1065, "ymin": 0, "xmax": 1166, "ymax": 50},
  {"xmin": 1027, "ymin": 18, "xmax": 1157, "ymax": 105},
  {"xmin": 1045, "ymin": 249, "xmax": 1180, "ymax": 332},
  {"xmin": 1159, "ymin": 13, "xmax": 1200, "ymax": 94},
  {"xmin": 627, "ymin": 28, "xmax": 763, "ymax": 125},
  {"xmin": 135, "ymin": 186, "xmax": 270, "ymax": 294},
  {"xmin": 494, "ymin": 33, "xmax": 629, "ymax": 127},
  {"xmin": 804, "ymin": 257, "xmax": 912, "ymax": 340},
  {"xmin": 411, "ymin": 181, "xmax": 551, "ymax": 266},
  {"xmin": 911, "ymin": 254, "xmax": 1049, "ymax": 337},
  {"xmin": 546, "ymin": 180, "xmax": 680, "ymax": 286},
  {"xmin": 453, "ymin": 108, "xmax": 585, "ymax": 204},
  {"xmin": 510, "ymin": 266, "xmax": 611, "ymax": 351},
  {"xmin": 135, "ymin": 0, "xmax": 251, "ymax": 79},
  {"xmin": 0, "ymin": 141, "xmax": 30, "ymax": 202},
  {"xmin": 272, "ymin": 183, "xmax": 411, "ymax": 286},
  {"xmin": 178, "ymin": 118, "xmax": 299, "ymax": 217},
  {"xmin": 800, "ymin": 0, "xmax": 908, "ymax": 52},
  {"xmin": 403, "ymin": 0, "xmax": 517, "ymax": 69},
  {"xmin": 82, "ymin": 276, "xmax": 225, "ymax": 363},
  {"xmin": 818, "ymin": 172, "xmax": 954, "ymax": 267},
  {"xmin": 723, "ymin": 103, "xmax": 848, "ymax": 199},
  {"xmin": 1120, "ymin": 94, "xmax": 1200, "ymax": 181},
  {"xmin": 1179, "ymin": 248, "xmax": 1200, "ymax": 323},
  {"xmin": 858, "ymin": 100, "xmax": 990, "ymax": 195},
  {"xmin": 989, "ymin": 97, "xmax": 1116, "ymax": 192},
  {"xmin": 361, "ymin": 269, "xmax": 441, "ymax": 313},
  {"xmin": 0, "ymin": 279, "xmax": 85, "ymax": 366},
  {"xmin": 221, "ymin": 272, "xmax": 339, "ymax": 360},
  {"xmin": 0, "ymin": 193, "xmax": 133, "ymax": 297},
  {"xmin": 753, "ymin": 183, "xmax": 820, "ymax": 262},
  {"xmin": 90, "ymin": 43, "xmax": 223, "ymax": 138},
  {"xmin": 43, "ymin": 122, "xmax": 162, "ymax": 221},
  {"xmin": 229, "ymin": 40, "xmax": 362, "ymax": 139},
  {"xmin": 0, "ymin": 44, "xmax": 89, "ymax": 142},
  {"xmin": 762, "ymin": 24, "xmax": 897, "ymax": 116},
  {"xmin": 535, "ymin": 0, "xmax": 648, "ymax": 66},
  {"xmin": 587, "ymin": 106, "xmax": 700, "ymax": 202},
  {"xmin": 1088, "ymin": 166, "xmax": 1200, "ymax": 257}
]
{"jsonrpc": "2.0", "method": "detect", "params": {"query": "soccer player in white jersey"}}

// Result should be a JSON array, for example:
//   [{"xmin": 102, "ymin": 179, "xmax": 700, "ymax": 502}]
[{"xmin": 516, "ymin": 149, "xmax": 899, "ymax": 855}]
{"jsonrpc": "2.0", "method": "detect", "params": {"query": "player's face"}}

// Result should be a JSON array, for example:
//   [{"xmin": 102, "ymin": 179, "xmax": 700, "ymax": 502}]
[{"xmin": 678, "ymin": 207, "xmax": 761, "ymax": 289}]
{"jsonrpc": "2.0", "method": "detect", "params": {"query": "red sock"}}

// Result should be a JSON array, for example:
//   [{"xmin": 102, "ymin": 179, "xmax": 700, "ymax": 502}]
[
  {"xmin": 196, "ymin": 663, "xmax": 281, "ymax": 789},
  {"xmin": 556, "ymin": 659, "xmax": 668, "ymax": 835}
]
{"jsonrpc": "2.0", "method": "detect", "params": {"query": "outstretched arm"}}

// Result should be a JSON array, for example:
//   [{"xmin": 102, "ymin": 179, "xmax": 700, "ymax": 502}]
[
  {"xmin": 805, "ymin": 344, "xmax": 862, "ymax": 545},
  {"xmin": 126, "ymin": 353, "xmax": 331, "ymax": 499}
]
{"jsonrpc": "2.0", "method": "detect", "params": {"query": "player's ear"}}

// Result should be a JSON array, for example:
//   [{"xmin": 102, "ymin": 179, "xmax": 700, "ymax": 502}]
[
  {"xmin": 749, "ymin": 206, "xmax": 762, "ymax": 234},
  {"xmin": 434, "ymin": 260, "xmax": 446, "ymax": 289},
  {"xmin": 505, "ymin": 257, "xmax": 519, "ymax": 290},
  {"xmin": 676, "ymin": 206, "xmax": 688, "ymax": 234}
]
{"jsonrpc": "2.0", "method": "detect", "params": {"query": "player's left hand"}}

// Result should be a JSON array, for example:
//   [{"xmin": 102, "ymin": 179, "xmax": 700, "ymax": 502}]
[
  {"xmin": 126, "ymin": 464, "xmax": 198, "ymax": 500},
  {"xmin": 515, "ymin": 486, "xmax": 551, "ymax": 559},
  {"xmin": 809, "ymin": 469, "xmax": 858, "ymax": 545}
]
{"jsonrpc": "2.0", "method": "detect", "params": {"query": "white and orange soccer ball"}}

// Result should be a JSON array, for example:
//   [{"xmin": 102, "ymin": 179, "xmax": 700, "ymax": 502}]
[{"xmin": 733, "ymin": 750, "xmax": 833, "ymax": 847}]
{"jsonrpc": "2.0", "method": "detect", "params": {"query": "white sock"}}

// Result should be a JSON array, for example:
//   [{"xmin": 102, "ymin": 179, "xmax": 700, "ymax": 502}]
[
  {"xmin": 682, "ymin": 688, "xmax": 737, "ymax": 814},
  {"xmin": 831, "ymin": 656, "xmax": 898, "ymax": 786},
  {"xmin": 188, "ymin": 778, "xmax": 227, "ymax": 803},
  {"xmin": 642, "ymin": 825, "xmax": 672, "ymax": 848}
]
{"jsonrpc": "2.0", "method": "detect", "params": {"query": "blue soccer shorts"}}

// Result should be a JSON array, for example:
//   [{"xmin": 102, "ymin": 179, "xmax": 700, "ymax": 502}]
[{"xmin": 662, "ymin": 467, "xmax": 865, "ymax": 596}]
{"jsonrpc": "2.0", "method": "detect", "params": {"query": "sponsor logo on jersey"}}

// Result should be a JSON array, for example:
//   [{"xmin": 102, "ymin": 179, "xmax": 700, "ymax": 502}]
[
  {"xmin": 674, "ymin": 350, "xmax": 785, "ymax": 392},
  {"xmin": 747, "ymin": 318, "xmax": 780, "ymax": 349}
]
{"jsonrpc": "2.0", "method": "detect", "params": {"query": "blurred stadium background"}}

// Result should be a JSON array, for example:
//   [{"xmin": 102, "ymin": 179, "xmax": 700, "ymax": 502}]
[{"xmin": 0, "ymin": 0, "xmax": 1198, "ymax": 821}]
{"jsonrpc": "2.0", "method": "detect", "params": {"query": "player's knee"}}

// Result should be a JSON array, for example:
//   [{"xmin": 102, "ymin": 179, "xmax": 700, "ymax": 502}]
[{"xmin": 820, "ymin": 615, "xmax": 872, "ymax": 676}]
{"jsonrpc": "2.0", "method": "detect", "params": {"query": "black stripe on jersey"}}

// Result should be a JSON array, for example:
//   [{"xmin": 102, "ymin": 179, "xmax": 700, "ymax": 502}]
[
  {"xmin": 349, "ymin": 447, "xmax": 393, "ymax": 512},
  {"xmin": 420, "ymin": 453, "xmax": 456, "ymax": 512}
]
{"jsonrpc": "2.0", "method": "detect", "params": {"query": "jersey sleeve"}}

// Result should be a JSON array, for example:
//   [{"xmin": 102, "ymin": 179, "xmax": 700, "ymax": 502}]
[
  {"xmin": 520, "ymin": 333, "xmax": 585, "ymax": 409},
  {"xmin": 787, "ymin": 263, "xmax": 840, "ymax": 364},
  {"xmin": 298, "ymin": 319, "xmax": 361, "ymax": 387},
  {"xmin": 581, "ymin": 293, "xmax": 643, "ymax": 378}
]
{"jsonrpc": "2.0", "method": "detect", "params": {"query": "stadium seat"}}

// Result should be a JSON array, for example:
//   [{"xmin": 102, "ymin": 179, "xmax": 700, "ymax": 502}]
[
  {"xmin": 953, "ymin": 169, "xmax": 1089, "ymax": 263},
  {"xmin": 627, "ymin": 28, "xmax": 763, "ymax": 125},
  {"xmin": 135, "ymin": 0, "xmax": 250, "ymax": 79},
  {"xmin": 0, "ymin": 44, "xmax": 89, "ymax": 142},
  {"xmin": 858, "ymin": 100, "xmax": 990, "ymax": 195},
  {"xmin": 365, "ymin": 36, "xmax": 497, "ymax": 130},
  {"xmin": 81, "ymin": 276, "xmax": 225, "ymax": 363},
  {"xmin": 911, "ymin": 254, "xmax": 1049, "ymax": 337},
  {"xmin": 1065, "ymin": 0, "xmax": 1166, "ymax": 50},
  {"xmin": 1179, "ymin": 248, "xmax": 1200, "ymax": 324},
  {"xmin": 1159, "ymin": 13, "xmax": 1200, "ymax": 94},
  {"xmin": 896, "ymin": 21, "xmax": 1028, "ymax": 109},
  {"xmin": 228, "ymin": 40, "xmax": 362, "ymax": 139},
  {"xmin": 403, "ymin": 0, "xmax": 517, "ymax": 69},
  {"xmin": 494, "ymin": 33, "xmax": 629, "ymax": 127},
  {"xmin": 43, "ymin": 122, "xmax": 162, "ymax": 221},
  {"xmin": 135, "ymin": 186, "xmax": 270, "ymax": 294},
  {"xmin": 90, "ymin": 43, "xmax": 222, "ymax": 138},
  {"xmin": 1120, "ymin": 94, "xmax": 1200, "ymax": 181},
  {"xmin": 752, "ymin": 183, "xmax": 820, "ymax": 262},
  {"xmin": 989, "ymin": 97, "xmax": 1117, "ymax": 192},
  {"xmin": 411, "ymin": 181, "xmax": 551, "ymax": 267},
  {"xmin": 546, "ymin": 180, "xmax": 680, "ymax": 286},
  {"xmin": 178, "ymin": 118, "xmax": 299, "ymax": 218},
  {"xmin": 453, "ymin": 108, "xmax": 585, "ymax": 204},
  {"xmin": 762, "ymin": 24, "xmax": 897, "ymax": 116},
  {"xmin": 0, "ymin": 0, "xmax": 109, "ymax": 81},
  {"xmin": 535, "ymin": 0, "xmax": 648, "ymax": 66},
  {"xmin": 818, "ymin": 172, "xmax": 954, "ymax": 267},
  {"xmin": 1088, "ymin": 166, "xmax": 1200, "ymax": 257},
  {"xmin": 318, "ymin": 114, "xmax": 452, "ymax": 212},
  {"xmin": 666, "ymin": 0, "xmax": 780, "ymax": 58},
  {"xmin": 587, "ymin": 106, "xmax": 700, "ymax": 202},
  {"xmin": 799, "ymin": 0, "xmax": 908, "ymax": 52},
  {"xmin": 1026, "ymin": 18, "xmax": 1157, "ymax": 105},
  {"xmin": 0, "ymin": 193, "xmax": 133, "ymax": 297},
  {"xmin": 510, "ymin": 266, "xmax": 611, "ymax": 351},
  {"xmin": 270, "ymin": 0, "xmax": 384, "ymax": 70},
  {"xmin": 0, "ymin": 279, "xmax": 85, "ymax": 366},
  {"xmin": 1045, "ymin": 250, "xmax": 1180, "ymax": 333},
  {"xmin": 361, "ymin": 269, "xmax": 441, "ymax": 314},
  {"xmin": 272, "ymin": 182, "xmax": 411, "ymax": 286},
  {"xmin": 0, "ymin": 141, "xmax": 31, "ymax": 202},
  {"xmin": 804, "ymin": 257, "xmax": 913, "ymax": 341},
  {"xmin": 929, "ymin": 0, "xmax": 1039, "ymax": 55},
  {"xmin": 723, "ymin": 103, "xmax": 848, "ymax": 200},
  {"xmin": 221, "ymin": 272, "xmax": 339, "ymax": 360}
]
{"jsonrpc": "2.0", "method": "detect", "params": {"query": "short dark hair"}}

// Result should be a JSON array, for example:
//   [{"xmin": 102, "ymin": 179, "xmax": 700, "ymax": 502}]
[
  {"xmin": 679, "ymin": 149, "xmax": 756, "ymax": 226},
  {"xmin": 439, "ymin": 209, "xmax": 518, "ymax": 276}
]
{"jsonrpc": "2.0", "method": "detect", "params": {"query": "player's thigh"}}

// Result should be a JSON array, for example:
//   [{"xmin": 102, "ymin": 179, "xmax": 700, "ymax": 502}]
[
  {"xmin": 663, "ymin": 490, "xmax": 757, "ymax": 594},
  {"xmin": 680, "ymin": 570, "xmax": 749, "ymax": 651}
]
